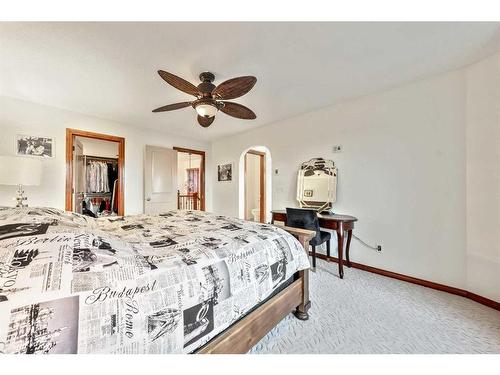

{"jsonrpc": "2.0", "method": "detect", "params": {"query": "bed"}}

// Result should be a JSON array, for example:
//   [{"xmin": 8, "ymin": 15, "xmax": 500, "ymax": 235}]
[{"xmin": 0, "ymin": 207, "xmax": 311, "ymax": 354}]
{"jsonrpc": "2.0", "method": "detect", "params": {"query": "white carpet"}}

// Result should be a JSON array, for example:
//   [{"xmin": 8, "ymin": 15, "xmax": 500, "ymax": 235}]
[{"xmin": 251, "ymin": 262, "xmax": 500, "ymax": 354}]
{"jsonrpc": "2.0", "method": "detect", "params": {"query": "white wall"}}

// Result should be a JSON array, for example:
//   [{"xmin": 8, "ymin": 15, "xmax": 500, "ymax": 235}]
[
  {"xmin": 77, "ymin": 136, "xmax": 119, "ymax": 159},
  {"xmin": 212, "ymin": 69, "xmax": 469, "ymax": 291},
  {"xmin": 0, "ymin": 95, "xmax": 210, "ymax": 214},
  {"xmin": 465, "ymin": 53, "xmax": 500, "ymax": 302}
]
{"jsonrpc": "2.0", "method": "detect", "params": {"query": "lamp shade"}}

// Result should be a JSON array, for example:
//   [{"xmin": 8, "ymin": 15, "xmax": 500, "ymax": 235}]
[
  {"xmin": 0, "ymin": 156, "xmax": 42, "ymax": 186},
  {"xmin": 195, "ymin": 103, "xmax": 218, "ymax": 118}
]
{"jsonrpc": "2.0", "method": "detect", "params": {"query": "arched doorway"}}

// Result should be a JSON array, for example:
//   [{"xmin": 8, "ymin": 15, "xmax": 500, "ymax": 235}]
[{"xmin": 238, "ymin": 146, "xmax": 272, "ymax": 223}]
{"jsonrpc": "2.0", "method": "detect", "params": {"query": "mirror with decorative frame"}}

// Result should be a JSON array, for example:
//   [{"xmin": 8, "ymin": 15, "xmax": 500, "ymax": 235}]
[{"xmin": 296, "ymin": 158, "xmax": 337, "ymax": 212}]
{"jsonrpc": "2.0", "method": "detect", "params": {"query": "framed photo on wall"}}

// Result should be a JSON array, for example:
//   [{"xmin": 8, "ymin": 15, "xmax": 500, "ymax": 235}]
[
  {"xmin": 15, "ymin": 135, "xmax": 55, "ymax": 158},
  {"xmin": 217, "ymin": 163, "xmax": 233, "ymax": 182}
]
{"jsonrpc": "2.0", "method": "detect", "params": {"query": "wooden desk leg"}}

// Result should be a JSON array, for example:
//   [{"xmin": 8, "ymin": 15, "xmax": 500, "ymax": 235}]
[
  {"xmin": 336, "ymin": 222, "xmax": 344, "ymax": 279},
  {"xmin": 346, "ymin": 229, "xmax": 352, "ymax": 268}
]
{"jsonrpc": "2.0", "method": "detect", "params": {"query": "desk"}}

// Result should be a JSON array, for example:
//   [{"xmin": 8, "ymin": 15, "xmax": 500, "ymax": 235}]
[{"xmin": 271, "ymin": 210, "xmax": 358, "ymax": 279}]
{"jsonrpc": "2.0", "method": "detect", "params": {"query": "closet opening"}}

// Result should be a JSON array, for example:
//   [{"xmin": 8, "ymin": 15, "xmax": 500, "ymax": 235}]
[{"xmin": 65, "ymin": 129, "xmax": 125, "ymax": 216}]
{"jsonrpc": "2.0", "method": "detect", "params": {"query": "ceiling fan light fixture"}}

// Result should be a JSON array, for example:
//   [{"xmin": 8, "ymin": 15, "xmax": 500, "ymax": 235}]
[
  {"xmin": 153, "ymin": 70, "xmax": 257, "ymax": 126},
  {"xmin": 195, "ymin": 103, "xmax": 218, "ymax": 118}
]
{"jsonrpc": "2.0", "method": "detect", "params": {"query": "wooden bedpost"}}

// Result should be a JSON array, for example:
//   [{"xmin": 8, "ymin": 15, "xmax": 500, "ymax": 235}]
[
  {"xmin": 275, "ymin": 225, "xmax": 314, "ymax": 320},
  {"xmin": 294, "ymin": 269, "xmax": 310, "ymax": 320}
]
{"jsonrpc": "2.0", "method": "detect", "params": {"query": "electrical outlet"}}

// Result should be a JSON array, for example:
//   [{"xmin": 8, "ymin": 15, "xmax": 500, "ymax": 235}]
[{"xmin": 332, "ymin": 145, "xmax": 342, "ymax": 153}]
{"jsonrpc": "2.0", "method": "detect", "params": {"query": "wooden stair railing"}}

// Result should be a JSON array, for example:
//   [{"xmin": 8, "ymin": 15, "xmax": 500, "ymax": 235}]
[{"xmin": 177, "ymin": 191, "xmax": 199, "ymax": 210}]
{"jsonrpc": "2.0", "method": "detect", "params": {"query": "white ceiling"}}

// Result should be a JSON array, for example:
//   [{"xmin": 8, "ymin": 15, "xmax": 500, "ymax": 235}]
[{"xmin": 1, "ymin": 22, "xmax": 499, "ymax": 141}]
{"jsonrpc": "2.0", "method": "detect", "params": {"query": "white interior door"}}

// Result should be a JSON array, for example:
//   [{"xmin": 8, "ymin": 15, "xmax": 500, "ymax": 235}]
[
  {"xmin": 73, "ymin": 140, "xmax": 84, "ymax": 213},
  {"xmin": 144, "ymin": 146, "xmax": 178, "ymax": 214}
]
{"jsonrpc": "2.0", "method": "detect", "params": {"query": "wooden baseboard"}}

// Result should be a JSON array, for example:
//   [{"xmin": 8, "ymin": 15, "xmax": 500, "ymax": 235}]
[
  {"xmin": 465, "ymin": 291, "xmax": 500, "ymax": 311},
  {"xmin": 310, "ymin": 252, "xmax": 500, "ymax": 311}
]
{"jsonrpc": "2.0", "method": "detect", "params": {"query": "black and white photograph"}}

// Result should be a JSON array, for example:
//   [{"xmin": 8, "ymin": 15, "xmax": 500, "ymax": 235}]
[
  {"xmin": 147, "ymin": 308, "xmax": 181, "ymax": 342},
  {"xmin": 183, "ymin": 299, "xmax": 214, "ymax": 347},
  {"xmin": 270, "ymin": 259, "xmax": 287, "ymax": 288},
  {"xmin": 199, "ymin": 236, "xmax": 226, "ymax": 250},
  {"xmin": 201, "ymin": 260, "xmax": 231, "ymax": 304},
  {"xmin": 72, "ymin": 247, "xmax": 119, "ymax": 273},
  {"xmin": 181, "ymin": 256, "xmax": 197, "ymax": 266},
  {"xmin": 220, "ymin": 223, "xmax": 242, "ymax": 231},
  {"xmin": 254, "ymin": 264, "xmax": 270, "ymax": 285},
  {"xmin": 217, "ymin": 163, "xmax": 233, "ymax": 182},
  {"xmin": 2, "ymin": 296, "xmax": 79, "ymax": 354},
  {"xmin": 0, "ymin": 223, "xmax": 50, "ymax": 241},
  {"xmin": 149, "ymin": 237, "xmax": 177, "ymax": 248},
  {"xmin": 15, "ymin": 135, "xmax": 55, "ymax": 158}
]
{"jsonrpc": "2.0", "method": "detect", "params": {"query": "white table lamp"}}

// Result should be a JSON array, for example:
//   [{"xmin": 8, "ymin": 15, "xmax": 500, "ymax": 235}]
[{"xmin": 0, "ymin": 155, "xmax": 42, "ymax": 207}]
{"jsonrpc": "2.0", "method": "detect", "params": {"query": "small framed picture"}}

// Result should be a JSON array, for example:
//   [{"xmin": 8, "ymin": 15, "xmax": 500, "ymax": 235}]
[
  {"xmin": 15, "ymin": 135, "xmax": 55, "ymax": 158},
  {"xmin": 217, "ymin": 163, "xmax": 233, "ymax": 182}
]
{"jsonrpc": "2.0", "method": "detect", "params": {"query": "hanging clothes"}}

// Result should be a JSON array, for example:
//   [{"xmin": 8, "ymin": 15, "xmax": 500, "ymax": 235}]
[
  {"xmin": 101, "ymin": 162, "xmax": 109, "ymax": 192},
  {"xmin": 82, "ymin": 157, "xmax": 118, "ymax": 216},
  {"xmin": 86, "ymin": 161, "xmax": 111, "ymax": 193},
  {"xmin": 107, "ymin": 162, "xmax": 118, "ymax": 193}
]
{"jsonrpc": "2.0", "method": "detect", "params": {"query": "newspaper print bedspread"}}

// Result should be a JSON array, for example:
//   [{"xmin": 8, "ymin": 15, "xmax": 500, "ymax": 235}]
[{"xmin": 0, "ymin": 207, "xmax": 309, "ymax": 354}]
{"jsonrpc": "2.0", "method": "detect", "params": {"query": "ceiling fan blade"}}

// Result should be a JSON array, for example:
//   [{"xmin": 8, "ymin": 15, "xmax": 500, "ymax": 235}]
[
  {"xmin": 152, "ymin": 102, "xmax": 192, "ymax": 112},
  {"xmin": 157, "ymin": 70, "xmax": 200, "ymax": 97},
  {"xmin": 220, "ymin": 102, "xmax": 257, "ymax": 120},
  {"xmin": 197, "ymin": 115, "xmax": 215, "ymax": 128},
  {"xmin": 212, "ymin": 76, "xmax": 257, "ymax": 100}
]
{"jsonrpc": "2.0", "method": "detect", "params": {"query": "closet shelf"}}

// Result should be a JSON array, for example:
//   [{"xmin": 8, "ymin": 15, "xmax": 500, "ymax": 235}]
[
  {"xmin": 82, "ymin": 155, "xmax": 119, "ymax": 163},
  {"xmin": 84, "ymin": 192, "xmax": 112, "ymax": 197}
]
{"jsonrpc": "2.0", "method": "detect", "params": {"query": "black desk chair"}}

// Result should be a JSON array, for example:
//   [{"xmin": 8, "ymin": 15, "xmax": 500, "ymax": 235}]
[{"xmin": 286, "ymin": 207, "xmax": 331, "ymax": 268}]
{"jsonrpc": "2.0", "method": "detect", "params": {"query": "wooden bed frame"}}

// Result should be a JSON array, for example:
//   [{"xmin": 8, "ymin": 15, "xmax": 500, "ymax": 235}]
[{"xmin": 196, "ymin": 225, "xmax": 315, "ymax": 354}]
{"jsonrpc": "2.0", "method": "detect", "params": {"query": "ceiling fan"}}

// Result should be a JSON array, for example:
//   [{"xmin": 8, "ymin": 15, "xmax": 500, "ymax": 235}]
[{"xmin": 152, "ymin": 70, "xmax": 257, "ymax": 127}]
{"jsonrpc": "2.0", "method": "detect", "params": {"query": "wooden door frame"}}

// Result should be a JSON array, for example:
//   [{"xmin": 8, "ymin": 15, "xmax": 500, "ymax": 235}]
[
  {"xmin": 173, "ymin": 147, "xmax": 206, "ymax": 211},
  {"xmin": 65, "ymin": 128, "xmax": 125, "ymax": 216},
  {"xmin": 244, "ymin": 149, "xmax": 266, "ymax": 223}
]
